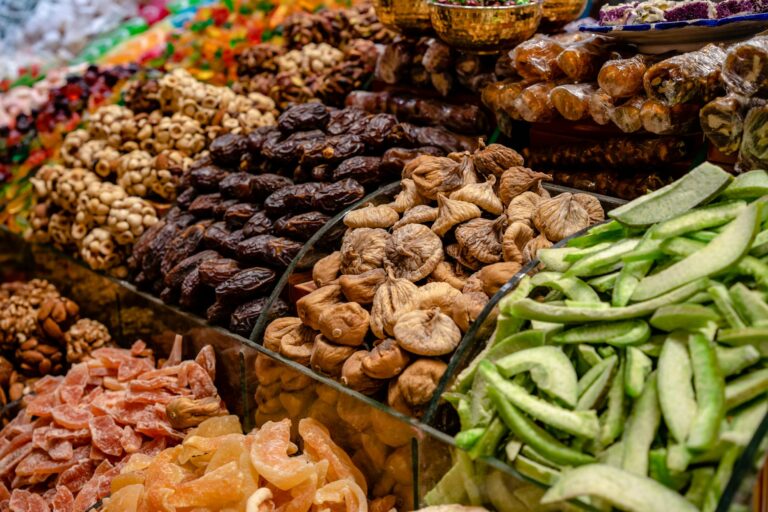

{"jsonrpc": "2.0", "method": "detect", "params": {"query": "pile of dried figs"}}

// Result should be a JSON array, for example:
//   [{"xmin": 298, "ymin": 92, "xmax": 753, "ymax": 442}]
[
  {"xmin": 262, "ymin": 144, "xmax": 606, "ymax": 417},
  {"xmin": 129, "ymin": 102, "xmax": 476, "ymax": 338}
]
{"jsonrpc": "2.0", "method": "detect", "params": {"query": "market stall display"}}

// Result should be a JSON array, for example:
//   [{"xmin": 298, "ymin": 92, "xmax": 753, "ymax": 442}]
[{"xmin": 430, "ymin": 164, "xmax": 768, "ymax": 510}]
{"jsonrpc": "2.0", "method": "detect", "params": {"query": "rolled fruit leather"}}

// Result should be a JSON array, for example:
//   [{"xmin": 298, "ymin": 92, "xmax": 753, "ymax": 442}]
[
  {"xmin": 589, "ymin": 88, "xmax": 615, "ymax": 125},
  {"xmin": 643, "ymin": 43, "xmax": 726, "ymax": 105},
  {"xmin": 510, "ymin": 35, "xmax": 566, "ymax": 80},
  {"xmin": 514, "ymin": 81, "xmax": 559, "ymax": 122},
  {"xmin": 550, "ymin": 83, "xmax": 599, "ymax": 121},
  {"xmin": 737, "ymin": 104, "xmax": 768, "ymax": 171},
  {"xmin": 699, "ymin": 94, "xmax": 756, "ymax": 155},
  {"xmin": 609, "ymin": 95, "xmax": 646, "ymax": 133},
  {"xmin": 556, "ymin": 36, "xmax": 614, "ymax": 82},
  {"xmin": 598, "ymin": 54, "xmax": 656, "ymax": 99},
  {"xmin": 640, "ymin": 99, "xmax": 700, "ymax": 134},
  {"xmin": 722, "ymin": 35, "xmax": 768, "ymax": 97}
]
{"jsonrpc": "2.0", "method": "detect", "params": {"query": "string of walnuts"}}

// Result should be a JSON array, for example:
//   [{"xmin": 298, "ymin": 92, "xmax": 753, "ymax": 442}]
[{"xmin": 263, "ymin": 144, "xmax": 607, "ymax": 418}]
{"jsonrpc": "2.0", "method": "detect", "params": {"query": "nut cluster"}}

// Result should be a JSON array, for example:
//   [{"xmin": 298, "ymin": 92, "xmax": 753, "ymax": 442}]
[{"xmin": 264, "ymin": 144, "xmax": 605, "ymax": 417}]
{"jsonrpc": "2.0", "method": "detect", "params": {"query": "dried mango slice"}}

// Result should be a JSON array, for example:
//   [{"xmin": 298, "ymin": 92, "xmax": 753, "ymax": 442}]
[
  {"xmin": 250, "ymin": 419, "xmax": 316, "ymax": 491},
  {"xmin": 104, "ymin": 483, "xmax": 143, "ymax": 512},
  {"xmin": 167, "ymin": 461, "xmax": 244, "ymax": 508},
  {"xmin": 314, "ymin": 479, "xmax": 369, "ymax": 512},
  {"xmin": 298, "ymin": 418, "xmax": 368, "ymax": 494}
]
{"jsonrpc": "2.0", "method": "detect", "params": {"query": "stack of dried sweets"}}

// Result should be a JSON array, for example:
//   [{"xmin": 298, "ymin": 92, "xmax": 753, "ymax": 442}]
[
  {"xmin": 262, "ymin": 144, "xmax": 605, "ymax": 417},
  {"xmin": 431, "ymin": 164, "xmax": 768, "ymax": 511},
  {"xmin": 24, "ymin": 69, "xmax": 277, "ymax": 278},
  {"xmin": 128, "ymin": 102, "xmax": 477, "ymax": 338},
  {"xmin": 281, "ymin": 3, "xmax": 395, "ymax": 49}
]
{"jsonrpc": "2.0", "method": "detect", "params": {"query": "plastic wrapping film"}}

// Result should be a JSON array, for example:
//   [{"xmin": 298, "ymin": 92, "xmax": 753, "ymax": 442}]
[
  {"xmin": 723, "ymin": 35, "xmax": 768, "ymax": 97},
  {"xmin": 514, "ymin": 81, "xmax": 559, "ymax": 123},
  {"xmin": 643, "ymin": 43, "xmax": 727, "ymax": 105},
  {"xmin": 480, "ymin": 79, "xmax": 532, "ymax": 120},
  {"xmin": 549, "ymin": 83, "xmax": 598, "ymax": 121},
  {"xmin": 588, "ymin": 88, "xmax": 615, "ymax": 125},
  {"xmin": 700, "ymin": 94, "xmax": 756, "ymax": 155},
  {"xmin": 555, "ymin": 35, "xmax": 613, "ymax": 82},
  {"xmin": 549, "ymin": 169, "xmax": 677, "ymax": 199},
  {"xmin": 640, "ymin": 99, "xmax": 701, "ymax": 134},
  {"xmin": 598, "ymin": 54, "xmax": 656, "ymax": 99},
  {"xmin": 510, "ymin": 35, "xmax": 566, "ymax": 80},
  {"xmin": 609, "ymin": 95, "xmax": 646, "ymax": 133},
  {"xmin": 738, "ymin": 103, "xmax": 768, "ymax": 171}
]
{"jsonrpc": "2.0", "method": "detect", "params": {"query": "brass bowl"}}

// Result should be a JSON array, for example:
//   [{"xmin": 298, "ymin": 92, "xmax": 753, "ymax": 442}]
[
  {"xmin": 374, "ymin": 0, "xmax": 432, "ymax": 35},
  {"xmin": 541, "ymin": 0, "xmax": 587, "ymax": 27},
  {"xmin": 428, "ymin": 2, "xmax": 542, "ymax": 55}
]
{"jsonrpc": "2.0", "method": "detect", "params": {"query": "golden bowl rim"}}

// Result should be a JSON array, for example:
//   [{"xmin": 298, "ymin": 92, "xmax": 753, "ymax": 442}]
[{"xmin": 426, "ymin": 0, "xmax": 542, "ymax": 11}]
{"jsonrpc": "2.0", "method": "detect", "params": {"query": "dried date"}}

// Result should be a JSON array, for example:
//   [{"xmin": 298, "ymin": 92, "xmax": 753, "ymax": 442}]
[
  {"xmin": 210, "ymin": 133, "xmax": 249, "ymax": 165},
  {"xmin": 130, "ymin": 219, "xmax": 165, "ymax": 272},
  {"xmin": 206, "ymin": 300, "xmax": 234, "ymax": 325},
  {"xmin": 215, "ymin": 267, "xmax": 277, "ymax": 303},
  {"xmin": 180, "ymin": 268, "xmax": 213, "ymax": 311},
  {"xmin": 312, "ymin": 179, "xmax": 365, "ymax": 213},
  {"xmin": 262, "ymin": 130, "xmax": 325, "ymax": 165},
  {"xmin": 400, "ymin": 123, "xmax": 480, "ymax": 153},
  {"xmin": 176, "ymin": 187, "xmax": 197, "ymax": 210},
  {"xmin": 189, "ymin": 165, "xmax": 230, "ymax": 192},
  {"xmin": 300, "ymin": 135, "xmax": 366, "ymax": 166},
  {"xmin": 360, "ymin": 114, "xmax": 401, "ymax": 148},
  {"xmin": 199, "ymin": 258, "xmax": 242, "ymax": 287},
  {"xmin": 204, "ymin": 222, "xmax": 233, "ymax": 252},
  {"xmin": 229, "ymin": 297, "xmax": 289, "ymax": 338},
  {"xmin": 247, "ymin": 126, "xmax": 281, "ymax": 154},
  {"xmin": 326, "ymin": 107, "xmax": 369, "ymax": 136},
  {"xmin": 236, "ymin": 235, "xmax": 303, "ymax": 268},
  {"xmin": 332, "ymin": 156, "xmax": 385, "ymax": 186},
  {"xmin": 141, "ymin": 215, "xmax": 195, "ymax": 282},
  {"xmin": 264, "ymin": 183, "xmax": 324, "ymax": 217},
  {"xmin": 224, "ymin": 203, "xmax": 260, "ymax": 229},
  {"xmin": 220, "ymin": 173, "xmax": 259, "ymax": 201},
  {"xmin": 278, "ymin": 103, "xmax": 331, "ymax": 133},
  {"xmin": 381, "ymin": 146, "xmax": 445, "ymax": 173},
  {"xmin": 160, "ymin": 222, "xmax": 209, "ymax": 277},
  {"xmin": 273, "ymin": 211, "xmax": 331, "ymax": 241},
  {"xmin": 213, "ymin": 198, "xmax": 239, "ymax": 219},
  {"xmin": 252, "ymin": 174, "xmax": 294, "ymax": 201},
  {"xmin": 164, "ymin": 250, "xmax": 220, "ymax": 291},
  {"xmin": 311, "ymin": 164, "xmax": 333, "ymax": 181},
  {"xmin": 242, "ymin": 211, "xmax": 273, "ymax": 238},
  {"xmin": 189, "ymin": 193, "xmax": 224, "ymax": 217}
]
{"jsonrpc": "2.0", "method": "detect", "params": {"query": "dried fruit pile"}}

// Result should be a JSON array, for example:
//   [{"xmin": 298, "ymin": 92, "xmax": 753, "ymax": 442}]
[
  {"xmin": 0, "ymin": 339, "xmax": 225, "ymax": 511},
  {"xmin": 0, "ymin": 279, "xmax": 113, "ymax": 421},
  {"xmin": 263, "ymin": 145, "xmax": 605, "ymax": 417},
  {"xmin": 102, "ymin": 415, "xmax": 390, "ymax": 512},
  {"xmin": 25, "ymin": 69, "xmax": 277, "ymax": 278},
  {"xmin": 128, "ymin": 102, "xmax": 477, "ymax": 338}
]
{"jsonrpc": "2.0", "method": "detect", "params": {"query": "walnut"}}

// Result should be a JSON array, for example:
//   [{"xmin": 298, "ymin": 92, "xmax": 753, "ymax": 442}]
[
  {"xmin": 393, "ymin": 205, "xmax": 438, "ymax": 229},
  {"xmin": 523, "ymin": 233, "xmax": 553, "ymax": 263},
  {"xmin": 429, "ymin": 261, "xmax": 469, "ymax": 291},
  {"xmin": 477, "ymin": 262, "xmax": 522, "ymax": 296},
  {"xmin": 339, "ymin": 268, "xmax": 387, "ymax": 304},
  {"xmin": 296, "ymin": 284, "xmax": 342, "ymax": 331},
  {"xmin": 499, "ymin": 167, "xmax": 552, "ymax": 205},
  {"xmin": 473, "ymin": 143, "xmax": 525, "ymax": 177},
  {"xmin": 506, "ymin": 191, "xmax": 541, "ymax": 228},
  {"xmin": 313, "ymin": 251, "xmax": 342, "ymax": 287},
  {"xmin": 533, "ymin": 193, "xmax": 591, "ymax": 242},
  {"xmin": 166, "ymin": 396, "xmax": 226, "ymax": 429},
  {"xmin": 390, "ymin": 179, "xmax": 427, "ymax": 213},
  {"xmin": 395, "ymin": 359, "xmax": 448, "ymax": 407},
  {"xmin": 341, "ymin": 351, "xmax": 385, "ymax": 395},
  {"xmin": 574, "ymin": 193, "xmax": 605, "ymax": 224},
  {"xmin": 384, "ymin": 224, "xmax": 444, "ymax": 283},
  {"xmin": 340, "ymin": 228, "xmax": 390, "ymax": 275},
  {"xmin": 370, "ymin": 271, "xmax": 419, "ymax": 339},
  {"xmin": 344, "ymin": 204, "xmax": 399, "ymax": 229},
  {"xmin": 263, "ymin": 317, "xmax": 302, "ymax": 352},
  {"xmin": 393, "ymin": 308, "xmax": 461, "ymax": 356},
  {"xmin": 411, "ymin": 157, "xmax": 464, "ymax": 199},
  {"xmin": 310, "ymin": 334, "xmax": 357, "ymax": 377},
  {"xmin": 361, "ymin": 339, "xmax": 411, "ymax": 380},
  {"xmin": 451, "ymin": 291, "xmax": 488, "ymax": 332},
  {"xmin": 416, "ymin": 282, "xmax": 462, "ymax": 316},
  {"xmin": 449, "ymin": 175, "xmax": 504, "ymax": 215},
  {"xmin": 455, "ymin": 217, "xmax": 506, "ymax": 265},
  {"xmin": 502, "ymin": 222, "xmax": 534, "ymax": 264},
  {"xmin": 317, "ymin": 302, "xmax": 370, "ymax": 346},
  {"xmin": 432, "ymin": 195, "xmax": 481, "ymax": 237}
]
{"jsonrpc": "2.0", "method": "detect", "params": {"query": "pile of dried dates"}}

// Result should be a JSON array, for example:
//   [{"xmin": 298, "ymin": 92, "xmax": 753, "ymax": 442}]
[
  {"xmin": 129, "ymin": 102, "xmax": 476, "ymax": 338},
  {"xmin": 262, "ymin": 144, "xmax": 606, "ymax": 417}
]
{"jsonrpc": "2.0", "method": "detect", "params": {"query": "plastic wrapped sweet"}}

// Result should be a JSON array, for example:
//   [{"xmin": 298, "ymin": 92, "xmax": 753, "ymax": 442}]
[
  {"xmin": 510, "ymin": 36, "xmax": 565, "ymax": 81},
  {"xmin": 722, "ymin": 35, "xmax": 768, "ymax": 97},
  {"xmin": 555, "ymin": 36, "xmax": 612, "ymax": 82},
  {"xmin": 700, "ymin": 94, "xmax": 757, "ymax": 155},
  {"xmin": 643, "ymin": 44, "xmax": 726, "ymax": 105},
  {"xmin": 598, "ymin": 55, "xmax": 655, "ymax": 99},
  {"xmin": 737, "ymin": 104, "xmax": 768, "ymax": 170},
  {"xmin": 609, "ymin": 96, "xmax": 646, "ymax": 133},
  {"xmin": 514, "ymin": 82, "xmax": 559, "ymax": 123},
  {"xmin": 549, "ymin": 83, "xmax": 598, "ymax": 121},
  {"xmin": 640, "ymin": 99, "xmax": 700, "ymax": 134},
  {"xmin": 480, "ymin": 79, "xmax": 532, "ymax": 121},
  {"xmin": 588, "ymin": 88, "xmax": 615, "ymax": 125}
]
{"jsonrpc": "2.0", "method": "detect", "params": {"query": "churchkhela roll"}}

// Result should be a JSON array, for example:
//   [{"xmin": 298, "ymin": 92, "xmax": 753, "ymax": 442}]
[{"xmin": 722, "ymin": 35, "xmax": 768, "ymax": 97}]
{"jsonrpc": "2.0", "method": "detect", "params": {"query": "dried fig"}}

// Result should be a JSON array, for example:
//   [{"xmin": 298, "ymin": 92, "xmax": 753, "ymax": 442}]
[
  {"xmin": 361, "ymin": 339, "xmax": 411, "ymax": 379},
  {"xmin": 317, "ymin": 302, "xmax": 370, "ymax": 347},
  {"xmin": 451, "ymin": 291, "xmax": 488, "ymax": 332},
  {"xmin": 341, "ymin": 351, "xmax": 385, "ymax": 395},
  {"xmin": 310, "ymin": 334, "xmax": 357, "ymax": 377},
  {"xmin": 392, "ymin": 205, "xmax": 438, "ymax": 229},
  {"xmin": 410, "ymin": 157, "xmax": 464, "ymax": 199},
  {"xmin": 457, "ymin": 153, "xmax": 479, "ymax": 185},
  {"xmin": 340, "ymin": 228, "xmax": 390, "ymax": 275},
  {"xmin": 449, "ymin": 175, "xmax": 504, "ymax": 215},
  {"xmin": 502, "ymin": 222, "xmax": 534, "ymax": 264},
  {"xmin": 463, "ymin": 274, "xmax": 485, "ymax": 294},
  {"xmin": 279, "ymin": 322, "xmax": 317, "ymax": 366},
  {"xmin": 387, "ymin": 379, "xmax": 417, "ymax": 417},
  {"xmin": 263, "ymin": 317, "xmax": 301, "ymax": 352},
  {"xmin": 416, "ymin": 282, "xmax": 462, "ymax": 316},
  {"xmin": 432, "ymin": 195, "xmax": 481, "ymax": 237},
  {"xmin": 339, "ymin": 268, "xmax": 387, "ymax": 304},
  {"xmin": 313, "ymin": 251, "xmax": 342, "ymax": 287},
  {"xmin": 390, "ymin": 179, "xmax": 426, "ymax": 213},
  {"xmin": 429, "ymin": 261, "xmax": 468, "ymax": 291},
  {"xmin": 166, "ymin": 396, "xmax": 226, "ymax": 429},
  {"xmin": 573, "ymin": 193, "xmax": 605, "ymax": 224},
  {"xmin": 533, "ymin": 193, "xmax": 591, "ymax": 242},
  {"xmin": 506, "ymin": 191, "xmax": 541, "ymax": 228},
  {"xmin": 344, "ymin": 204, "xmax": 399, "ymax": 229},
  {"xmin": 402, "ymin": 154, "xmax": 433, "ymax": 180},
  {"xmin": 523, "ymin": 233, "xmax": 553, "ymax": 263},
  {"xmin": 370, "ymin": 271, "xmax": 419, "ymax": 339},
  {"xmin": 296, "ymin": 284, "xmax": 342, "ymax": 330},
  {"xmin": 477, "ymin": 262, "xmax": 522, "ymax": 296},
  {"xmin": 395, "ymin": 359, "xmax": 448, "ymax": 407},
  {"xmin": 393, "ymin": 308, "xmax": 461, "ymax": 356},
  {"xmin": 385, "ymin": 224, "xmax": 444, "ymax": 282},
  {"xmin": 499, "ymin": 167, "xmax": 552, "ymax": 205},
  {"xmin": 446, "ymin": 243, "xmax": 482, "ymax": 271},
  {"xmin": 473, "ymin": 143, "xmax": 525, "ymax": 177},
  {"xmin": 455, "ymin": 217, "xmax": 506, "ymax": 265}
]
